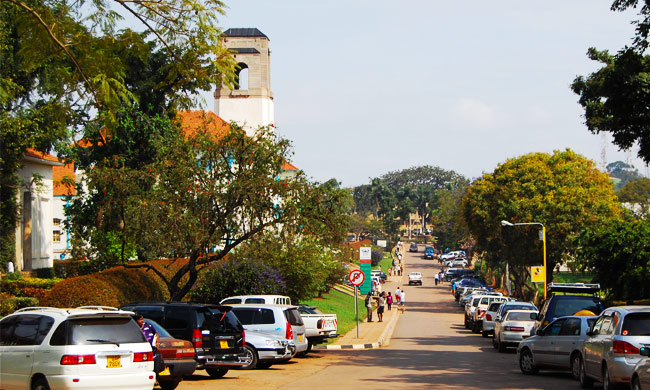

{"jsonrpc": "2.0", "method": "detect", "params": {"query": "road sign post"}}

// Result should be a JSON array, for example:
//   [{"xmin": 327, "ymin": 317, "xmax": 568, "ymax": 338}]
[
  {"xmin": 348, "ymin": 269, "xmax": 365, "ymax": 338},
  {"xmin": 359, "ymin": 247, "xmax": 372, "ymax": 295}
]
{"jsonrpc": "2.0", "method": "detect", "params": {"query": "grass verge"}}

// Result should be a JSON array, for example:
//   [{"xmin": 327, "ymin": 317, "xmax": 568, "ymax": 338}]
[{"xmin": 301, "ymin": 288, "xmax": 365, "ymax": 340}]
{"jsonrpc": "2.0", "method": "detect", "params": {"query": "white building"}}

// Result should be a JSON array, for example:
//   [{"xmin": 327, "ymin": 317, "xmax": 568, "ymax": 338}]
[{"xmin": 14, "ymin": 150, "xmax": 64, "ymax": 271}]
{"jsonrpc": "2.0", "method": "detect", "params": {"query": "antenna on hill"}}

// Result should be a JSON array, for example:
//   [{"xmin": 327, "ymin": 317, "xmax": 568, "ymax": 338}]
[{"xmin": 601, "ymin": 133, "xmax": 608, "ymax": 172}]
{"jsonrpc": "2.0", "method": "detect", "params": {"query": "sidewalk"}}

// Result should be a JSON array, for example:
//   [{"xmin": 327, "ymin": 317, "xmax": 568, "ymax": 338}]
[{"xmin": 315, "ymin": 246, "xmax": 406, "ymax": 350}]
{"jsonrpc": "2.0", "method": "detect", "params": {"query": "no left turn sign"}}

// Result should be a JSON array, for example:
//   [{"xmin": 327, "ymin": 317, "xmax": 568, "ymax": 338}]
[{"xmin": 348, "ymin": 270, "xmax": 365, "ymax": 286}]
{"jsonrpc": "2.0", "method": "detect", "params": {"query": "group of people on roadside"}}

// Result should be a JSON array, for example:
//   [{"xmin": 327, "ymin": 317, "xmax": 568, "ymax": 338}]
[{"xmin": 365, "ymin": 285, "xmax": 406, "ymax": 322}]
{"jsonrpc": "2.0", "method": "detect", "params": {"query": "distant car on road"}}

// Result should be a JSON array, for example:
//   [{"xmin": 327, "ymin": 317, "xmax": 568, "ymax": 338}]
[
  {"xmin": 408, "ymin": 272, "xmax": 423, "ymax": 285},
  {"xmin": 409, "ymin": 243, "xmax": 418, "ymax": 252},
  {"xmin": 424, "ymin": 246, "xmax": 435, "ymax": 259}
]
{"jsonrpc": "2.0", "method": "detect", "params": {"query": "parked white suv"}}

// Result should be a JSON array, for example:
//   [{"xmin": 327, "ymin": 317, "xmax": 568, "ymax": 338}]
[
  {"xmin": 408, "ymin": 272, "xmax": 423, "ymax": 285},
  {"xmin": 0, "ymin": 306, "xmax": 155, "ymax": 390},
  {"xmin": 230, "ymin": 304, "xmax": 309, "ymax": 355}
]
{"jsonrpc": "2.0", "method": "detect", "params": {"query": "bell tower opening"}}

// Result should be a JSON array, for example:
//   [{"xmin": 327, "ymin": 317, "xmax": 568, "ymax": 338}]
[{"xmin": 235, "ymin": 63, "xmax": 249, "ymax": 91}]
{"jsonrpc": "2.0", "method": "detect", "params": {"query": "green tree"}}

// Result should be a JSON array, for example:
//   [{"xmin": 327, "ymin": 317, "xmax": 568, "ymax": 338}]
[
  {"xmin": 73, "ymin": 120, "xmax": 344, "ymax": 300},
  {"xmin": 1, "ymin": 0, "xmax": 237, "ymax": 265},
  {"xmin": 190, "ymin": 259, "xmax": 287, "ymax": 303},
  {"xmin": 380, "ymin": 165, "xmax": 468, "ymax": 192},
  {"xmin": 617, "ymin": 177, "xmax": 650, "ymax": 217},
  {"xmin": 575, "ymin": 218, "xmax": 650, "ymax": 301},
  {"xmin": 431, "ymin": 182, "xmax": 470, "ymax": 251},
  {"xmin": 461, "ymin": 150, "xmax": 622, "ymax": 300}
]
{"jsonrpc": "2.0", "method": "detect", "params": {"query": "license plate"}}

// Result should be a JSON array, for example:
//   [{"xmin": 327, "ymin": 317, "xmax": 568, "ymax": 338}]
[
  {"xmin": 298, "ymin": 335, "xmax": 303, "ymax": 342},
  {"xmin": 219, "ymin": 340, "xmax": 229, "ymax": 348},
  {"xmin": 106, "ymin": 355, "xmax": 121, "ymax": 368},
  {"xmin": 159, "ymin": 366, "xmax": 171, "ymax": 376}
]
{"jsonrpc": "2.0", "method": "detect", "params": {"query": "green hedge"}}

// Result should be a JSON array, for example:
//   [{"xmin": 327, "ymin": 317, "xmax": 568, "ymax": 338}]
[
  {"xmin": 41, "ymin": 266, "xmax": 169, "ymax": 308},
  {"xmin": 0, "ymin": 295, "xmax": 39, "ymax": 316}
]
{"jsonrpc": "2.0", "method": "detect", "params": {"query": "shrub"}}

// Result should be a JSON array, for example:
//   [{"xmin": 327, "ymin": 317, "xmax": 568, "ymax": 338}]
[
  {"xmin": 190, "ymin": 259, "xmax": 285, "ymax": 304},
  {"xmin": 35, "ymin": 267, "xmax": 55, "ymax": 279},
  {"xmin": 53, "ymin": 260, "xmax": 108, "ymax": 278},
  {"xmin": 0, "ymin": 278, "xmax": 60, "ymax": 296},
  {"xmin": 41, "ymin": 264, "xmax": 169, "ymax": 308},
  {"xmin": 0, "ymin": 295, "xmax": 40, "ymax": 316}
]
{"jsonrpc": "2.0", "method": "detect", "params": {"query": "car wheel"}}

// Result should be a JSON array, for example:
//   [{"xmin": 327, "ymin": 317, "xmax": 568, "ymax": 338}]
[
  {"xmin": 492, "ymin": 335, "xmax": 498, "ymax": 349},
  {"xmin": 464, "ymin": 316, "xmax": 469, "ymax": 329},
  {"xmin": 158, "ymin": 378, "xmax": 182, "ymax": 390},
  {"xmin": 481, "ymin": 330, "xmax": 489, "ymax": 338},
  {"xmin": 240, "ymin": 345, "xmax": 258, "ymax": 370},
  {"xmin": 497, "ymin": 338, "xmax": 506, "ymax": 353},
  {"xmin": 602, "ymin": 364, "xmax": 613, "ymax": 390},
  {"xmin": 570, "ymin": 353, "xmax": 581, "ymax": 381},
  {"xmin": 632, "ymin": 375, "xmax": 642, "ymax": 390},
  {"xmin": 579, "ymin": 356, "xmax": 593, "ymax": 388},
  {"xmin": 31, "ymin": 378, "xmax": 50, "ymax": 390},
  {"xmin": 519, "ymin": 348, "xmax": 539, "ymax": 375},
  {"xmin": 206, "ymin": 368, "xmax": 229, "ymax": 378}
]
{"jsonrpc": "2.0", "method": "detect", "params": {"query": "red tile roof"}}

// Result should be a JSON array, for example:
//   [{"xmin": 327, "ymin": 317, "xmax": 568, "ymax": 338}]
[
  {"xmin": 177, "ymin": 110, "xmax": 230, "ymax": 140},
  {"xmin": 24, "ymin": 148, "xmax": 60, "ymax": 163},
  {"xmin": 53, "ymin": 163, "xmax": 76, "ymax": 196}
]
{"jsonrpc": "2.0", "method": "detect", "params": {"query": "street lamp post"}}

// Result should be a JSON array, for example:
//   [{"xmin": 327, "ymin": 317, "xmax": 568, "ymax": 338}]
[{"xmin": 501, "ymin": 220, "xmax": 547, "ymax": 299}]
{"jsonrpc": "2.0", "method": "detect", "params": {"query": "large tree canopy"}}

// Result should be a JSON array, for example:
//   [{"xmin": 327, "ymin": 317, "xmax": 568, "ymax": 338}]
[
  {"xmin": 461, "ymin": 150, "xmax": 622, "ymax": 299},
  {"xmin": 1, "ymin": 0, "xmax": 237, "ymax": 265}
]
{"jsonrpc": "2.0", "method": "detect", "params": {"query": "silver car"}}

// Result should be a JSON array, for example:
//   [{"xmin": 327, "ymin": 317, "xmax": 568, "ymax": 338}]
[
  {"xmin": 493, "ymin": 310, "xmax": 538, "ymax": 352},
  {"xmin": 239, "ymin": 330, "xmax": 294, "ymax": 369},
  {"xmin": 631, "ymin": 346, "xmax": 650, "ymax": 390},
  {"xmin": 517, "ymin": 315, "xmax": 597, "ymax": 378},
  {"xmin": 580, "ymin": 306, "xmax": 650, "ymax": 390}
]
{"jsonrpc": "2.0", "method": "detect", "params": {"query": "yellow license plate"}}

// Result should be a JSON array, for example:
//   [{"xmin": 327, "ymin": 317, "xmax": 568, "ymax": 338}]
[
  {"xmin": 159, "ymin": 366, "xmax": 171, "ymax": 376},
  {"xmin": 220, "ymin": 340, "xmax": 229, "ymax": 348},
  {"xmin": 298, "ymin": 335, "xmax": 303, "ymax": 342},
  {"xmin": 107, "ymin": 355, "xmax": 121, "ymax": 368}
]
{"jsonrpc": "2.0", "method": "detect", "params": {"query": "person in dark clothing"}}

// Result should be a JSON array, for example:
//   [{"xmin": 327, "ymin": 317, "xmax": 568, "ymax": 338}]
[{"xmin": 365, "ymin": 292, "xmax": 373, "ymax": 322}]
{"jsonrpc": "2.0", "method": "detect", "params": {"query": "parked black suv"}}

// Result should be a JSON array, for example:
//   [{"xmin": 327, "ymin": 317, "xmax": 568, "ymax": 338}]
[{"xmin": 121, "ymin": 302, "xmax": 248, "ymax": 378}]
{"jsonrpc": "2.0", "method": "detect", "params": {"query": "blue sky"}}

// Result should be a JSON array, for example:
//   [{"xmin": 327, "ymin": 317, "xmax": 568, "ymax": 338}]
[{"xmin": 201, "ymin": 1, "xmax": 645, "ymax": 187}]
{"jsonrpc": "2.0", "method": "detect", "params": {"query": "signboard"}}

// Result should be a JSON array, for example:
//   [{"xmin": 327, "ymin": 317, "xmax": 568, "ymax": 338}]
[
  {"xmin": 348, "ymin": 270, "xmax": 365, "ymax": 286},
  {"xmin": 360, "ymin": 247, "xmax": 372, "ymax": 294},
  {"xmin": 376, "ymin": 240, "xmax": 387, "ymax": 248},
  {"xmin": 531, "ymin": 266, "xmax": 545, "ymax": 283}
]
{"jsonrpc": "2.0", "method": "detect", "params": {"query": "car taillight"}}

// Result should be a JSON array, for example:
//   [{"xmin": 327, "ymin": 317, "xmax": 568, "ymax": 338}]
[
  {"xmin": 504, "ymin": 326, "xmax": 525, "ymax": 332},
  {"xmin": 60, "ymin": 354, "xmax": 96, "ymax": 365},
  {"xmin": 242, "ymin": 329, "xmax": 246, "ymax": 347},
  {"xmin": 613, "ymin": 340, "xmax": 640, "ymax": 355},
  {"xmin": 176, "ymin": 348, "xmax": 195, "ymax": 358},
  {"xmin": 192, "ymin": 328, "xmax": 203, "ymax": 349},
  {"xmin": 285, "ymin": 321, "xmax": 293, "ymax": 340},
  {"xmin": 133, "ymin": 352, "xmax": 154, "ymax": 362},
  {"xmin": 486, "ymin": 314, "xmax": 493, "ymax": 321}
]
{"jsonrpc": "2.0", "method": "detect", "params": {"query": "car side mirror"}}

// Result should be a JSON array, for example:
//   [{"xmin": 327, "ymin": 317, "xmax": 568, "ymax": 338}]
[
  {"xmin": 530, "ymin": 313, "xmax": 538, "ymax": 320},
  {"xmin": 640, "ymin": 347, "xmax": 650, "ymax": 357}
]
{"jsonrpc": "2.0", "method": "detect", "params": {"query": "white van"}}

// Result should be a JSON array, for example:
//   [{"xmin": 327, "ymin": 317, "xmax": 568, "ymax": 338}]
[{"xmin": 220, "ymin": 295, "xmax": 291, "ymax": 305}]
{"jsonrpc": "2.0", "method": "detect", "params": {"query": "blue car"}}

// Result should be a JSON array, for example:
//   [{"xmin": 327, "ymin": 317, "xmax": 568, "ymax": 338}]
[{"xmin": 424, "ymin": 246, "xmax": 434, "ymax": 259}]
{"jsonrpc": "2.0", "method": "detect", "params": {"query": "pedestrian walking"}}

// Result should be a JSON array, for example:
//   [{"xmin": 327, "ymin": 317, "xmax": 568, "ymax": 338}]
[
  {"xmin": 387, "ymin": 292, "xmax": 393, "ymax": 310},
  {"xmin": 395, "ymin": 286, "xmax": 402, "ymax": 307},
  {"xmin": 365, "ymin": 292, "xmax": 373, "ymax": 322},
  {"xmin": 434, "ymin": 272, "xmax": 439, "ymax": 286},
  {"xmin": 399, "ymin": 288, "xmax": 406, "ymax": 312},
  {"xmin": 377, "ymin": 292, "xmax": 385, "ymax": 322}
]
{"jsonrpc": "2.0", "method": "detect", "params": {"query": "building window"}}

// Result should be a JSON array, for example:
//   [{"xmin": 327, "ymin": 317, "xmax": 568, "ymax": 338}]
[
  {"xmin": 53, "ymin": 230, "xmax": 61, "ymax": 243},
  {"xmin": 53, "ymin": 218, "xmax": 61, "ymax": 226}
]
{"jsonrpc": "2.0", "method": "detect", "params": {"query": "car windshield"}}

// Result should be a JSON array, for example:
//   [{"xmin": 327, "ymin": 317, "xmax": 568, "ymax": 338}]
[
  {"xmin": 550, "ymin": 297, "xmax": 602, "ymax": 318},
  {"xmin": 205, "ymin": 308, "xmax": 244, "ymax": 332},
  {"xmin": 506, "ymin": 312, "xmax": 535, "ymax": 321},
  {"xmin": 284, "ymin": 308, "xmax": 304, "ymax": 326},
  {"xmin": 502, "ymin": 304, "xmax": 536, "ymax": 315},
  {"xmin": 621, "ymin": 313, "xmax": 650, "ymax": 336},
  {"xmin": 55, "ymin": 317, "xmax": 146, "ymax": 345}
]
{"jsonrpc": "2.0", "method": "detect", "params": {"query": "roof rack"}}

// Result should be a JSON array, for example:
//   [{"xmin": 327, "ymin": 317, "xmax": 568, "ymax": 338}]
[
  {"xmin": 76, "ymin": 306, "xmax": 120, "ymax": 311},
  {"xmin": 14, "ymin": 306, "xmax": 65, "ymax": 313},
  {"xmin": 548, "ymin": 282, "xmax": 600, "ymax": 295}
]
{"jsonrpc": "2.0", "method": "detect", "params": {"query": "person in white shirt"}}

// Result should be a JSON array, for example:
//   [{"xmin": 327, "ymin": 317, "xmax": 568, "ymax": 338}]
[{"xmin": 399, "ymin": 288, "xmax": 406, "ymax": 312}]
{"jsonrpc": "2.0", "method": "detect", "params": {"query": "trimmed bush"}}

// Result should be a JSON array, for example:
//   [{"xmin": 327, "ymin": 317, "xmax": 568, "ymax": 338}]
[
  {"xmin": 41, "ymin": 265, "xmax": 169, "ymax": 308},
  {"xmin": 0, "ymin": 295, "xmax": 40, "ymax": 316},
  {"xmin": 35, "ymin": 267, "xmax": 55, "ymax": 279}
]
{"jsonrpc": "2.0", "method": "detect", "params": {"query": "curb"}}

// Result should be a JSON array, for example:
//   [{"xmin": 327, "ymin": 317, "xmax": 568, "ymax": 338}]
[{"xmin": 314, "ymin": 305, "xmax": 402, "ymax": 350}]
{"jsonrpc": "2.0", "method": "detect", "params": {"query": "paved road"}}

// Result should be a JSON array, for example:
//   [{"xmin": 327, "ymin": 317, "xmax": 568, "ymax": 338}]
[{"xmin": 175, "ymin": 246, "xmax": 592, "ymax": 389}]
